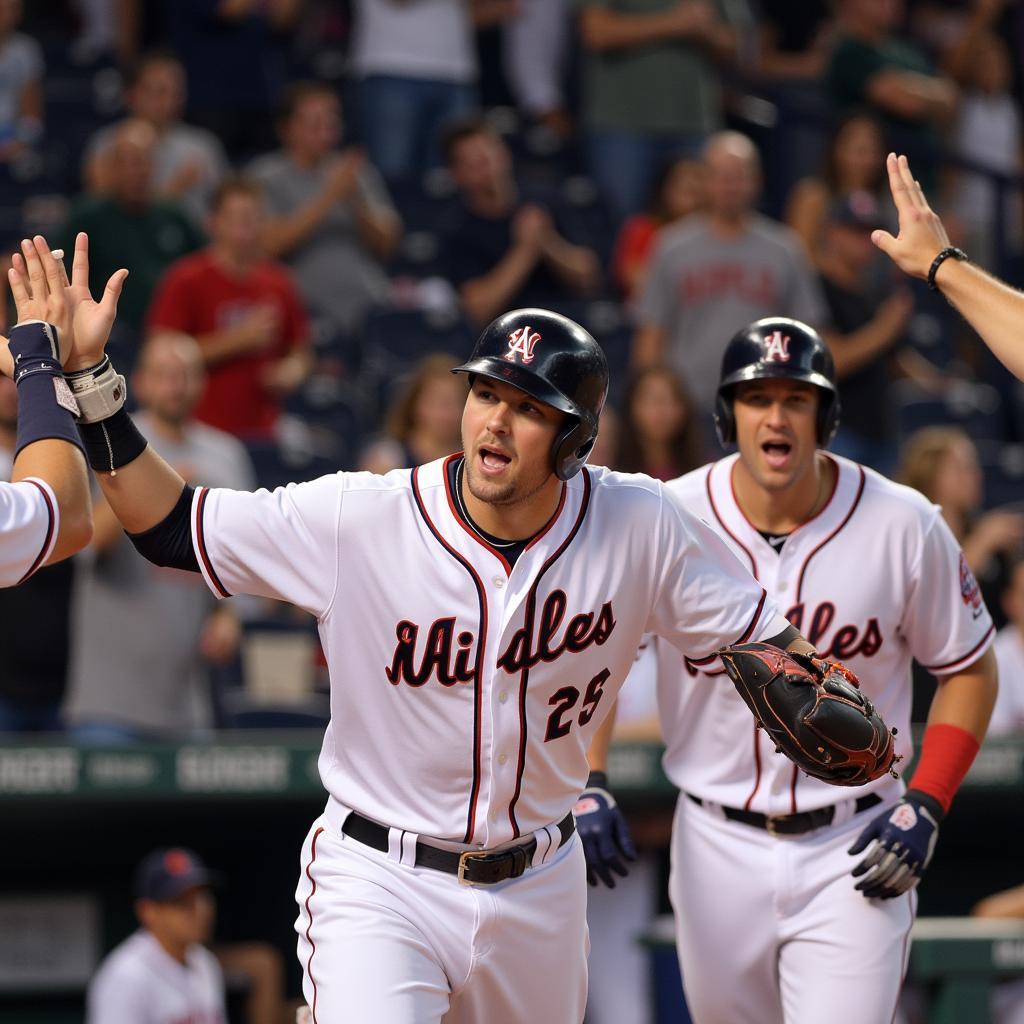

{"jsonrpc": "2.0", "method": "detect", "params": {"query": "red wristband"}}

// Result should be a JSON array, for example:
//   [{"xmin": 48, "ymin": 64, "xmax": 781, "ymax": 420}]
[{"xmin": 909, "ymin": 723, "xmax": 980, "ymax": 814}]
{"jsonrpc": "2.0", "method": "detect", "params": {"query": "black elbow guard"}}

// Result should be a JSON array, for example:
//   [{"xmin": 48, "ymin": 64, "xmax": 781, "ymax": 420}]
[{"xmin": 127, "ymin": 485, "xmax": 201, "ymax": 573}]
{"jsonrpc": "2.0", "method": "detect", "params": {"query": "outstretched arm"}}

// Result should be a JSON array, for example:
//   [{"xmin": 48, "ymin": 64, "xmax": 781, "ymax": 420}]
[
  {"xmin": 873, "ymin": 152, "xmax": 1024, "ymax": 382},
  {"xmin": 14, "ymin": 235, "xmax": 188, "ymax": 534}
]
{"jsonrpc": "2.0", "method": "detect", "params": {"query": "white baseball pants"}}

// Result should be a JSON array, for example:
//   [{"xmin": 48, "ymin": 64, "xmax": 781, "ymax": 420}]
[
  {"xmin": 669, "ymin": 793, "xmax": 916, "ymax": 1024},
  {"xmin": 295, "ymin": 808, "xmax": 589, "ymax": 1023}
]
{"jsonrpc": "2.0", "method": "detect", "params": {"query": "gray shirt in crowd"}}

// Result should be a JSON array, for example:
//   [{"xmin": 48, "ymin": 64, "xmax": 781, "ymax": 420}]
[
  {"xmin": 84, "ymin": 121, "xmax": 228, "ymax": 225},
  {"xmin": 65, "ymin": 413, "xmax": 255, "ymax": 734},
  {"xmin": 248, "ymin": 151, "xmax": 396, "ymax": 335},
  {"xmin": 637, "ymin": 214, "xmax": 829, "ymax": 414}
]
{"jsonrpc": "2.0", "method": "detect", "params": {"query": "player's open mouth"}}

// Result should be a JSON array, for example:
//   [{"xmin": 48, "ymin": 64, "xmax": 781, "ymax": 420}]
[
  {"xmin": 761, "ymin": 440, "xmax": 792, "ymax": 469},
  {"xmin": 479, "ymin": 446, "xmax": 512, "ymax": 474}
]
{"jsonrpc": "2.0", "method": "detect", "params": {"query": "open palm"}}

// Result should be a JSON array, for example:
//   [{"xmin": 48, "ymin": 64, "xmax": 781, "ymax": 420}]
[
  {"xmin": 1, "ymin": 233, "xmax": 127, "ymax": 377},
  {"xmin": 64, "ymin": 232, "xmax": 129, "ymax": 372}
]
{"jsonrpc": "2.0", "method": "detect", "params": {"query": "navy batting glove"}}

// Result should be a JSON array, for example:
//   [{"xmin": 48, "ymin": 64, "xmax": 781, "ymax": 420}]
[
  {"xmin": 574, "ymin": 771, "xmax": 637, "ymax": 889},
  {"xmin": 847, "ymin": 791, "xmax": 943, "ymax": 899}
]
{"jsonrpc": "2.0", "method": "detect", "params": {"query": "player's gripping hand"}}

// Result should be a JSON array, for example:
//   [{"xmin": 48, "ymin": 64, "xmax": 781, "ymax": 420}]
[
  {"xmin": 848, "ymin": 791, "xmax": 943, "ymax": 899},
  {"xmin": 575, "ymin": 771, "xmax": 637, "ymax": 889}
]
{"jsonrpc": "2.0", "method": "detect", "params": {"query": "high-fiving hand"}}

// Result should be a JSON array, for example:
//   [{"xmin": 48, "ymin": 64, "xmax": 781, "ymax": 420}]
[
  {"xmin": 1, "ymin": 232, "xmax": 128, "ymax": 378},
  {"xmin": 871, "ymin": 153, "xmax": 953, "ymax": 280}
]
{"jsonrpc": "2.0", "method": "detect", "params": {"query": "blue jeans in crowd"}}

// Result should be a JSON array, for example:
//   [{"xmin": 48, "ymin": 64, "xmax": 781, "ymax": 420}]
[
  {"xmin": 358, "ymin": 75, "xmax": 476, "ymax": 186},
  {"xmin": 586, "ymin": 130, "xmax": 707, "ymax": 227}
]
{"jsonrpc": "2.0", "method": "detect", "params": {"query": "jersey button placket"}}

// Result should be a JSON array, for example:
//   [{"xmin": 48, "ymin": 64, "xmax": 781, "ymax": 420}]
[{"xmin": 481, "ymin": 571, "xmax": 513, "ymax": 845}]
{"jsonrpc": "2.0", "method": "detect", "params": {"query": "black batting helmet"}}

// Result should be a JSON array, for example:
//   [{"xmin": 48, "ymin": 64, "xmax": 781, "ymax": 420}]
[
  {"xmin": 453, "ymin": 308, "xmax": 609, "ymax": 480},
  {"xmin": 714, "ymin": 317, "xmax": 840, "ymax": 447}
]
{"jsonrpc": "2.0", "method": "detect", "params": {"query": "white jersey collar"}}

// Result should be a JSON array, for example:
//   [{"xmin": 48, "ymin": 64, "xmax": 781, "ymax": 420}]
[
  {"xmin": 704, "ymin": 452, "xmax": 866, "ymax": 589},
  {"xmin": 410, "ymin": 455, "xmax": 586, "ymax": 578}
]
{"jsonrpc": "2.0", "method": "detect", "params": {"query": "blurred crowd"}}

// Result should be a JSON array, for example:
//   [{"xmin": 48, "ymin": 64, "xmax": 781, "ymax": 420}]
[{"xmin": 2, "ymin": 0, "xmax": 1024, "ymax": 742}]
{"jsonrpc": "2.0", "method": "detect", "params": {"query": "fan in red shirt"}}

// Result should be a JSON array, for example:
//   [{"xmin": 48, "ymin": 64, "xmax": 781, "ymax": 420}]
[{"xmin": 147, "ymin": 176, "xmax": 312, "ymax": 440}]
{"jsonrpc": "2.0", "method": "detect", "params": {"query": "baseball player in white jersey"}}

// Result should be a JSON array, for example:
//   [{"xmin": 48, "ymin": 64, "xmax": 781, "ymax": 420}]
[
  {"xmin": 31, "ymin": 230, "xmax": 885, "ymax": 1022},
  {"xmin": 629, "ymin": 318, "xmax": 994, "ymax": 1024},
  {"xmin": 87, "ymin": 847, "xmax": 226, "ymax": 1024},
  {"xmin": 0, "ymin": 236, "xmax": 127, "ymax": 584}
]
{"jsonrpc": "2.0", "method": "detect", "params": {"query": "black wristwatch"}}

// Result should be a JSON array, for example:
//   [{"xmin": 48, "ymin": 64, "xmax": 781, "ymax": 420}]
[{"xmin": 927, "ymin": 246, "xmax": 968, "ymax": 291}]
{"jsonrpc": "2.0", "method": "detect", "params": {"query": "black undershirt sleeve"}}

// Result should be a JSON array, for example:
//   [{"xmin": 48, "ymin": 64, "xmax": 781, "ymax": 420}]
[{"xmin": 127, "ymin": 484, "xmax": 200, "ymax": 573}]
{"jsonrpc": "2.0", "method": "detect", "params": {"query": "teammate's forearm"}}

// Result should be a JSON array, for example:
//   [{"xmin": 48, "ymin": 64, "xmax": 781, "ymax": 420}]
[
  {"xmin": 932, "ymin": 259, "xmax": 1024, "ymax": 381},
  {"xmin": 907, "ymin": 648, "xmax": 996, "ymax": 814},
  {"xmin": 92, "ymin": 444, "xmax": 188, "ymax": 535},
  {"xmin": 926, "ymin": 647, "xmax": 997, "ymax": 743}
]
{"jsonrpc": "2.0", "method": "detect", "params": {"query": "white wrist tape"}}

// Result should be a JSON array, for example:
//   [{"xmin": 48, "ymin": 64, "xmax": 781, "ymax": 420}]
[{"xmin": 65, "ymin": 357, "xmax": 127, "ymax": 424}]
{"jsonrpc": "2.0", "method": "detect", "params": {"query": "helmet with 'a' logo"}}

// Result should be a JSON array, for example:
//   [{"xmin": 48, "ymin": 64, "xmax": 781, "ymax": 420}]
[
  {"xmin": 714, "ymin": 317, "xmax": 840, "ymax": 448},
  {"xmin": 453, "ymin": 308, "xmax": 609, "ymax": 480}
]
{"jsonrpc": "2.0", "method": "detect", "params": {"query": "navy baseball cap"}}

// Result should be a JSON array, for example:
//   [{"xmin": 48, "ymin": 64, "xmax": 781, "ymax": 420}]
[{"xmin": 134, "ymin": 848, "xmax": 218, "ymax": 902}]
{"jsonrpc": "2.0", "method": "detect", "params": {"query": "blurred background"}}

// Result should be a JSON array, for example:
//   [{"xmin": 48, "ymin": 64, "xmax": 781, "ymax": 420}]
[{"xmin": 3, "ymin": 0, "xmax": 1024, "ymax": 1021}]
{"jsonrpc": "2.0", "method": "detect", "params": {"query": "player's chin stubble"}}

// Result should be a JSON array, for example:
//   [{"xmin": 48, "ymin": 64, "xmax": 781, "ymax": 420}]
[
  {"xmin": 465, "ymin": 458, "xmax": 552, "ymax": 509},
  {"xmin": 465, "ymin": 460, "xmax": 518, "ymax": 505}
]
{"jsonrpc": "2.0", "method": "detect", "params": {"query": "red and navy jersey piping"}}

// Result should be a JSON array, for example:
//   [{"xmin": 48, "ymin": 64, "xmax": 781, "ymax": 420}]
[
  {"xmin": 707, "ymin": 466, "xmax": 757, "ymax": 578},
  {"xmin": 795, "ymin": 466, "xmax": 866, "ymax": 602},
  {"xmin": 685, "ymin": 588, "xmax": 767, "ymax": 669},
  {"xmin": 507, "ymin": 469, "xmax": 593, "ymax": 838},
  {"xmin": 412, "ymin": 465, "xmax": 488, "ymax": 844},
  {"xmin": 17, "ymin": 479, "xmax": 55, "ymax": 584},
  {"xmin": 194, "ymin": 487, "xmax": 231, "ymax": 598}
]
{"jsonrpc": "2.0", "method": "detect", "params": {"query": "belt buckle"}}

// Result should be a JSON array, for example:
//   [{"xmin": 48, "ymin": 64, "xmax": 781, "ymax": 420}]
[
  {"xmin": 457, "ymin": 850, "xmax": 490, "ymax": 886},
  {"xmin": 765, "ymin": 814, "xmax": 791, "ymax": 836}
]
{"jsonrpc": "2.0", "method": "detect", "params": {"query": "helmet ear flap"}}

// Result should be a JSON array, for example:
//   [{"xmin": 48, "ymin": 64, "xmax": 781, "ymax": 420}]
[
  {"xmin": 553, "ymin": 417, "xmax": 596, "ymax": 480},
  {"xmin": 816, "ymin": 391, "xmax": 841, "ymax": 447},
  {"xmin": 714, "ymin": 389, "xmax": 735, "ymax": 447}
]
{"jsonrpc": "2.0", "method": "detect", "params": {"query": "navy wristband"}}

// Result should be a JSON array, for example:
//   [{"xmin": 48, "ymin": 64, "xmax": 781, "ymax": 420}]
[
  {"xmin": 77, "ymin": 405, "xmax": 148, "ymax": 474},
  {"xmin": 14, "ymin": 370, "xmax": 85, "ymax": 457},
  {"xmin": 9, "ymin": 322, "xmax": 84, "ymax": 457}
]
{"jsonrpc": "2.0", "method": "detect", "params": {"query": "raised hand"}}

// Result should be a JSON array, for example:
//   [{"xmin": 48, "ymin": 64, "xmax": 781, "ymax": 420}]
[
  {"xmin": 62, "ymin": 232, "xmax": 129, "ymax": 372},
  {"xmin": 872, "ymin": 154, "xmax": 953, "ymax": 280},
  {"xmin": 2, "ymin": 236, "xmax": 75, "ymax": 377}
]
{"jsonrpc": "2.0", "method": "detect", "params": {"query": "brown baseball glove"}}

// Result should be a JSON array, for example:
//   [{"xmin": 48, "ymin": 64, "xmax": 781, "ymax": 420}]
[{"xmin": 717, "ymin": 642, "xmax": 901, "ymax": 787}]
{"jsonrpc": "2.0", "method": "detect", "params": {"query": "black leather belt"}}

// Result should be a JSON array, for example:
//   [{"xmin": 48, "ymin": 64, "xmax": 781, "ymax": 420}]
[
  {"xmin": 685, "ymin": 791, "xmax": 883, "ymax": 836},
  {"xmin": 342, "ymin": 811, "xmax": 575, "ymax": 885}
]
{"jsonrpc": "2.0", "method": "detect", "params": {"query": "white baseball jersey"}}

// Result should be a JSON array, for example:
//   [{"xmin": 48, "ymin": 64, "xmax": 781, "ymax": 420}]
[
  {"xmin": 990, "ymin": 626, "xmax": 1024, "ymax": 736},
  {"xmin": 190, "ymin": 457, "xmax": 787, "ymax": 846},
  {"xmin": 659, "ymin": 452, "xmax": 995, "ymax": 815},
  {"xmin": 86, "ymin": 929, "xmax": 226, "ymax": 1024},
  {"xmin": 0, "ymin": 477, "xmax": 58, "ymax": 588}
]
